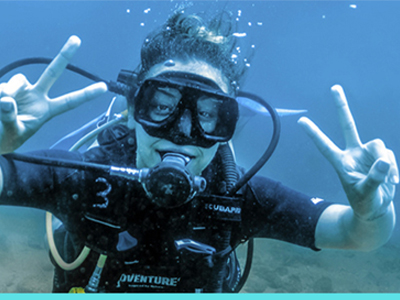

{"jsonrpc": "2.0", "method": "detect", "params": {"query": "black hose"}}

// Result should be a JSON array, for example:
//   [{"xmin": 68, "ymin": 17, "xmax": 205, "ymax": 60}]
[
  {"xmin": 234, "ymin": 238, "xmax": 254, "ymax": 292},
  {"xmin": 206, "ymin": 229, "xmax": 232, "ymax": 293},
  {"xmin": 6, "ymin": 152, "xmax": 110, "ymax": 173},
  {"xmin": 0, "ymin": 58, "xmax": 103, "ymax": 82},
  {"xmin": 0, "ymin": 57, "xmax": 130, "ymax": 96},
  {"xmin": 227, "ymin": 91, "xmax": 281, "ymax": 196}
]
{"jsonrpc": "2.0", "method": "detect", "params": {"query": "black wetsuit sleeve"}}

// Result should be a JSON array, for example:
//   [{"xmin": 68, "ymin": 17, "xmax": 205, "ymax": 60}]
[
  {"xmin": 0, "ymin": 125, "xmax": 135, "ymax": 231},
  {"xmin": 0, "ymin": 150, "xmax": 91, "ymax": 220},
  {"xmin": 241, "ymin": 175, "xmax": 333, "ymax": 250}
]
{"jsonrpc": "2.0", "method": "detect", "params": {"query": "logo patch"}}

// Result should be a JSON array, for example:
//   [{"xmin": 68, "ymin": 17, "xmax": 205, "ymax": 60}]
[
  {"xmin": 116, "ymin": 273, "xmax": 180, "ymax": 289},
  {"xmin": 204, "ymin": 203, "xmax": 241, "ymax": 214}
]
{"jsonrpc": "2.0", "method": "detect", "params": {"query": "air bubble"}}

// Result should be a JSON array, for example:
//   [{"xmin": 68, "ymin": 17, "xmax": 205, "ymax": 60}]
[
  {"xmin": 233, "ymin": 32, "xmax": 247, "ymax": 38},
  {"xmin": 164, "ymin": 59, "xmax": 175, "ymax": 67}
]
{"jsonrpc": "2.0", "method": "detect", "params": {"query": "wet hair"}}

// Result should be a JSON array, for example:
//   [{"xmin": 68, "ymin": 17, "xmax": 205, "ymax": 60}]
[{"xmin": 137, "ymin": 10, "xmax": 251, "ymax": 95}]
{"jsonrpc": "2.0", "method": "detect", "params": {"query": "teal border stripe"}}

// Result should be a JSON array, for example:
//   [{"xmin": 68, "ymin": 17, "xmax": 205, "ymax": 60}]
[{"xmin": 1, "ymin": 294, "xmax": 399, "ymax": 299}]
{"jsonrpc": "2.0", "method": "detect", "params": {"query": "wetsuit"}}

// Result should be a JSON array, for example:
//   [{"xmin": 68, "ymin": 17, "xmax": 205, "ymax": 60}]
[{"xmin": 0, "ymin": 125, "xmax": 332, "ymax": 292}]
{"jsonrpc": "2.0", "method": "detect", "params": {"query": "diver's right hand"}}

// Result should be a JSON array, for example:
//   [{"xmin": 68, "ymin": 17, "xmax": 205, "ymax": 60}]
[{"xmin": 0, "ymin": 35, "xmax": 107, "ymax": 154}]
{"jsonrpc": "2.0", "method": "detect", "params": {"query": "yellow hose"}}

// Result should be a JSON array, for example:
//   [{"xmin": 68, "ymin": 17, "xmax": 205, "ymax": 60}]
[
  {"xmin": 46, "ymin": 211, "xmax": 91, "ymax": 270},
  {"xmin": 97, "ymin": 254, "xmax": 107, "ymax": 268}
]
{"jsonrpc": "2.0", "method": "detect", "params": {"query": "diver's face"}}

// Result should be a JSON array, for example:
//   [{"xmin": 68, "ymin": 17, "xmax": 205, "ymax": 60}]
[{"xmin": 134, "ymin": 60, "xmax": 231, "ymax": 175}]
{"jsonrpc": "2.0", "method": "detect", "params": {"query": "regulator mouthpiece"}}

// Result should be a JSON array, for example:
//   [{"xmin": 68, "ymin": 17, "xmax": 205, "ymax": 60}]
[{"xmin": 141, "ymin": 153, "xmax": 206, "ymax": 207}]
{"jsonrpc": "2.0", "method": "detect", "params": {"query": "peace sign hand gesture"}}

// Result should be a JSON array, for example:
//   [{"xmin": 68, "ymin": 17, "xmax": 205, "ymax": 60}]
[
  {"xmin": 0, "ymin": 35, "xmax": 107, "ymax": 154},
  {"xmin": 298, "ymin": 85, "xmax": 398, "ymax": 221}
]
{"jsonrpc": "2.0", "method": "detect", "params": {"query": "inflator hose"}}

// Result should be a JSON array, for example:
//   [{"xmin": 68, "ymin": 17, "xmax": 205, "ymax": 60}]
[
  {"xmin": 208, "ymin": 143, "xmax": 238, "ymax": 292},
  {"xmin": 218, "ymin": 143, "xmax": 239, "ymax": 192}
]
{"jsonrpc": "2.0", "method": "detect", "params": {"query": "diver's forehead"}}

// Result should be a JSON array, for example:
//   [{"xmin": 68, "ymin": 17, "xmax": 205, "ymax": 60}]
[{"xmin": 145, "ymin": 60, "xmax": 231, "ymax": 94}]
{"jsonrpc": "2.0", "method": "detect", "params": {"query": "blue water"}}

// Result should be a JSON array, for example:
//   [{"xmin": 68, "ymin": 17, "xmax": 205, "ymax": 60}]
[{"xmin": 0, "ymin": 0, "xmax": 399, "ymax": 293}]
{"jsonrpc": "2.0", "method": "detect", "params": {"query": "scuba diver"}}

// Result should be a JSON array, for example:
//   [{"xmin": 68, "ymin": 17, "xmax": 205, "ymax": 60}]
[{"xmin": 0, "ymin": 10, "xmax": 398, "ymax": 293}]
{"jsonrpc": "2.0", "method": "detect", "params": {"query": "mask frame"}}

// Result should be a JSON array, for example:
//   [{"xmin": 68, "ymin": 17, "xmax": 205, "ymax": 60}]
[{"xmin": 132, "ymin": 72, "xmax": 239, "ymax": 148}]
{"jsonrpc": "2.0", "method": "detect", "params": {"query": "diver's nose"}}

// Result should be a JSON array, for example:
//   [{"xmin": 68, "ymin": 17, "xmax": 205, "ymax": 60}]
[{"xmin": 178, "ymin": 109, "xmax": 192, "ymax": 137}]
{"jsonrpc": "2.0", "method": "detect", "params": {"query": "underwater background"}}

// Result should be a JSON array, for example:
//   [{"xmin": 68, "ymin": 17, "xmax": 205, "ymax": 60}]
[{"xmin": 0, "ymin": 0, "xmax": 399, "ymax": 293}]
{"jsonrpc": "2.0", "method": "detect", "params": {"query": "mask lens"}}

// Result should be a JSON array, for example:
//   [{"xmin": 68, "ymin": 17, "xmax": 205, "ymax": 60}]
[
  {"xmin": 139, "ymin": 84, "xmax": 181, "ymax": 122},
  {"xmin": 196, "ymin": 96, "xmax": 221, "ymax": 134}
]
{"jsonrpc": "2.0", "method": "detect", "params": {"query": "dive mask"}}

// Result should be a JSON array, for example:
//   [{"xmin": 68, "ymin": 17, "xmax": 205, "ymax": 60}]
[{"xmin": 132, "ymin": 72, "xmax": 239, "ymax": 148}]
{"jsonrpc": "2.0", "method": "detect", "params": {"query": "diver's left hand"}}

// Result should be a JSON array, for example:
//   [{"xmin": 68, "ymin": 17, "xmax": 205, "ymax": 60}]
[{"xmin": 298, "ymin": 85, "xmax": 398, "ymax": 221}]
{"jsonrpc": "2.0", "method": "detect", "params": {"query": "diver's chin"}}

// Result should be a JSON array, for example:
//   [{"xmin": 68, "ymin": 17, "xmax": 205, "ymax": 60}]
[
  {"xmin": 186, "ymin": 165, "xmax": 200, "ymax": 176},
  {"xmin": 186, "ymin": 159, "xmax": 205, "ymax": 176}
]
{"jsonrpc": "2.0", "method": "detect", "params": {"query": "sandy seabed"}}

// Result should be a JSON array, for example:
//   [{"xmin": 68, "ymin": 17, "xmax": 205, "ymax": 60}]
[{"xmin": 0, "ymin": 207, "xmax": 399, "ymax": 293}]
